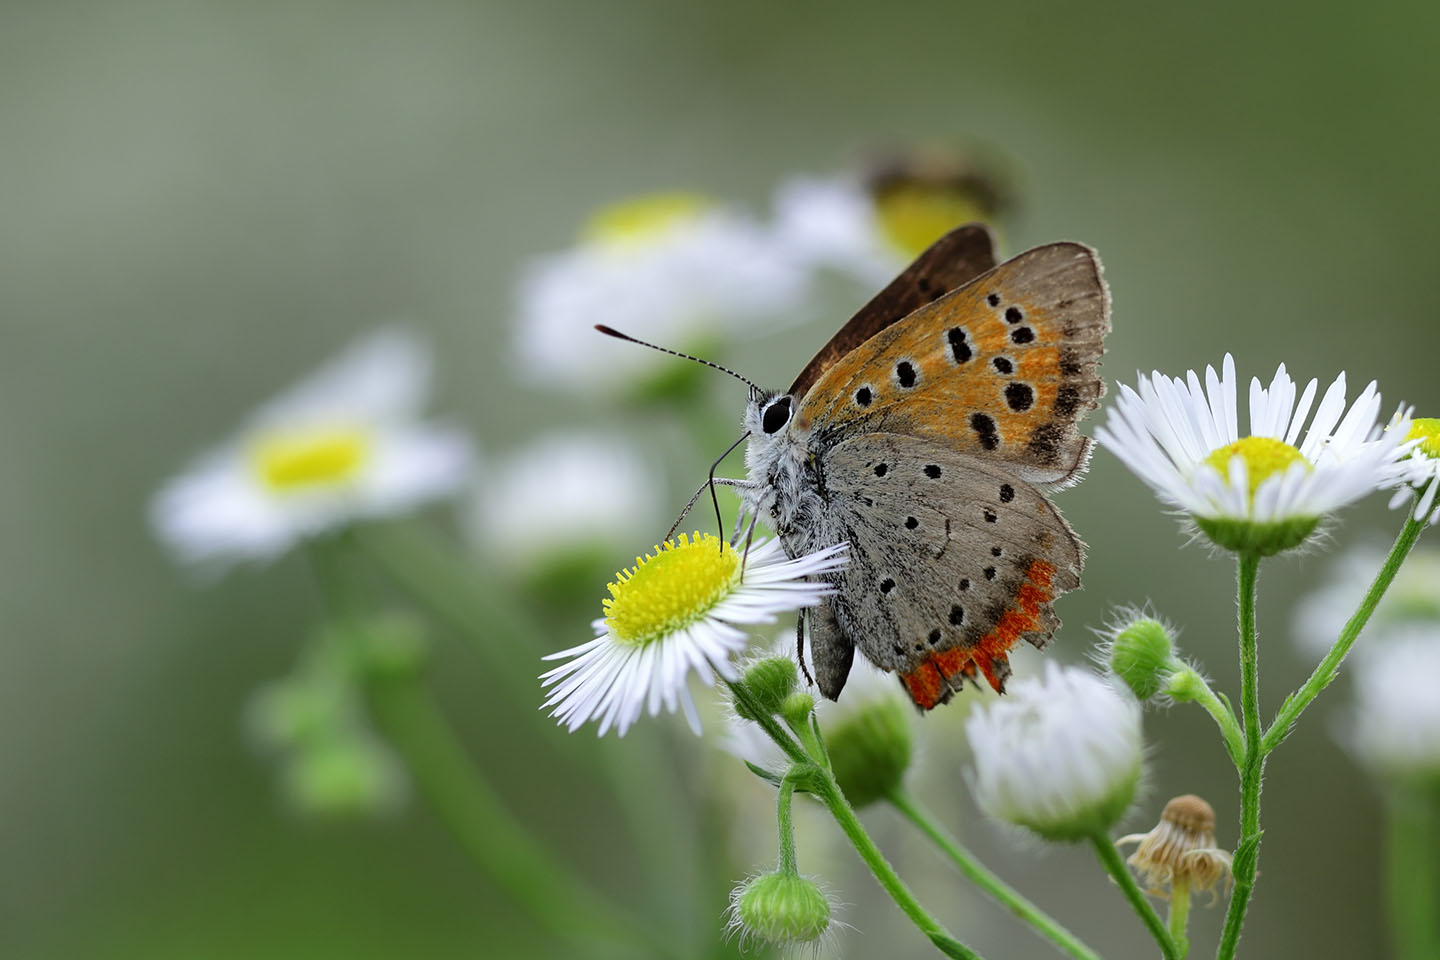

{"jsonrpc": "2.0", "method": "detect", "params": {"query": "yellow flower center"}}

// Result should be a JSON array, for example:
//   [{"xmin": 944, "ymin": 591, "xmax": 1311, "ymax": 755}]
[
  {"xmin": 1201, "ymin": 436, "xmax": 1311, "ymax": 500},
  {"xmin": 1405, "ymin": 418, "xmax": 1440, "ymax": 459},
  {"xmin": 250, "ymin": 425, "xmax": 372, "ymax": 492},
  {"xmin": 582, "ymin": 192, "xmax": 711, "ymax": 247},
  {"xmin": 874, "ymin": 182, "xmax": 987, "ymax": 257},
  {"xmin": 603, "ymin": 532, "xmax": 739, "ymax": 647}
]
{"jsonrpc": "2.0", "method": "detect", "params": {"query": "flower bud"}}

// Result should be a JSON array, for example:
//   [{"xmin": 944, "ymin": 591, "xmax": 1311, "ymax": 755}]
[
  {"xmin": 354, "ymin": 612, "xmax": 429, "ymax": 678},
  {"xmin": 727, "ymin": 871, "xmax": 834, "ymax": 947},
  {"xmin": 280, "ymin": 734, "xmax": 406, "ymax": 818},
  {"xmin": 821, "ymin": 663, "xmax": 914, "ymax": 807},
  {"xmin": 966, "ymin": 664, "xmax": 1143, "ymax": 842},
  {"xmin": 740, "ymin": 657, "xmax": 799, "ymax": 719},
  {"xmin": 1103, "ymin": 615, "xmax": 1177, "ymax": 702}
]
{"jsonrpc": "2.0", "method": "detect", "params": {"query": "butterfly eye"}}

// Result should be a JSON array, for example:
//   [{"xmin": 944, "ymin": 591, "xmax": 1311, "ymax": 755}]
[{"xmin": 761, "ymin": 396, "xmax": 792, "ymax": 434}]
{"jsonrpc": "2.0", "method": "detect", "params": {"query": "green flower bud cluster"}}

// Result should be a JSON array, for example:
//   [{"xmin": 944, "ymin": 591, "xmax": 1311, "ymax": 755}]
[{"xmin": 245, "ymin": 615, "xmax": 424, "ymax": 817}]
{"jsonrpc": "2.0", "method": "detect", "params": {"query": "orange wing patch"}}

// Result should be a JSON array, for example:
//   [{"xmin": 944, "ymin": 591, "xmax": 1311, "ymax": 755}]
[
  {"xmin": 900, "ymin": 559, "xmax": 1056, "ymax": 708},
  {"xmin": 794, "ymin": 243, "xmax": 1109, "ymax": 483}
]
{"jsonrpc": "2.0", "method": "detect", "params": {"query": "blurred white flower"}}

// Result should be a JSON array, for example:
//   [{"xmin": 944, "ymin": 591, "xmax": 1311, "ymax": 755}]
[
  {"xmin": 513, "ymin": 193, "xmax": 809, "ymax": 394},
  {"xmin": 966, "ymin": 664, "xmax": 1143, "ymax": 842},
  {"xmin": 771, "ymin": 162, "xmax": 1005, "ymax": 286},
  {"xmin": 467, "ymin": 431, "xmax": 661, "ymax": 572},
  {"xmin": 1387, "ymin": 417, "xmax": 1440, "ymax": 525},
  {"xmin": 1347, "ymin": 628, "xmax": 1440, "ymax": 779},
  {"xmin": 1097, "ymin": 355, "xmax": 1411, "ymax": 554},
  {"xmin": 1291, "ymin": 543, "xmax": 1440, "ymax": 656},
  {"xmin": 771, "ymin": 176, "xmax": 903, "ymax": 287},
  {"xmin": 151, "ymin": 329, "xmax": 474, "ymax": 570},
  {"xmin": 541, "ymin": 534, "xmax": 847, "ymax": 736}
]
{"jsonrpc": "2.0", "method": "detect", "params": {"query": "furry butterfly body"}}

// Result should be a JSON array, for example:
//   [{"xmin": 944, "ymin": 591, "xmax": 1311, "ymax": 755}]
[{"xmin": 740, "ymin": 226, "xmax": 1110, "ymax": 708}]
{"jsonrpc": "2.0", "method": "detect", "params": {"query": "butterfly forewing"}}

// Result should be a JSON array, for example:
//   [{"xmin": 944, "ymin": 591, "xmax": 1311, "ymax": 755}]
[
  {"xmin": 815, "ymin": 434, "xmax": 1082, "ymax": 707},
  {"xmin": 787, "ymin": 225, "xmax": 998, "ymax": 398},
  {"xmin": 795, "ymin": 242, "xmax": 1109, "ymax": 486}
]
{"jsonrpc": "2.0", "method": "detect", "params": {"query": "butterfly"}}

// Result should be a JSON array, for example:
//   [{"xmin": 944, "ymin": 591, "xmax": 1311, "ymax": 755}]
[{"xmin": 735, "ymin": 225, "xmax": 1111, "ymax": 708}]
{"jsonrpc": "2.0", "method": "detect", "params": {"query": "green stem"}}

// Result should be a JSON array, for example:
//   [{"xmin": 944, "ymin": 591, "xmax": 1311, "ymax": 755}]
[
  {"xmin": 1089, "ymin": 833, "xmax": 1181, "ymax": 960},
  {"xmin": 726, "ymin": 681, "xmax": 808, "ymax": 766},
  {"xmin": 1385, "ymin": 782, "xmax": 1440, "ymax": 960},
  {"xmin": 353, "ymin": 523, "xmax": 694, "ymax": 936},
  {"xmin": 366, "ymin": 673, "xmax": 678, "ymax": 958},
  {"xmin": 888, "ymin": 790, "xmax": 1100, "ymax": 960},
  {"xmin": 776, "ymin": 768, "xmax": 807, "ymax": 875},
  {"xmin": 733, "ymin": 681, "xmax": 981, "ymax": 959},
  {"xmin": 309, "ymin": 539, "xmax": 678, "ymax": 958},
  {"xmin": 1261, "ymin": 516, "xmax": 1426, "ymax": 753},
  {"xmin": 1217, "ymin": 552, "xmax": 1263, "ymax": 960},
  {"xmin": 1181, "ymin": 670, "xmax": 1245, "ymax": 768},
  {"xmin": 1168, "ymin": 877, "xmax": 1192, "ymax": 958},
  {"xmin": 812, "ymin": 776, "xmax": 984, "ymax": 960}
]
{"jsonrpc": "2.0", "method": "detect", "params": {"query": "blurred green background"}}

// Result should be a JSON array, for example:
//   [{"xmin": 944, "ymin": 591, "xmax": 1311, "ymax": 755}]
[{"xmin": 4, "ymin": 0, "xmax": 1438, "ymax": 957}]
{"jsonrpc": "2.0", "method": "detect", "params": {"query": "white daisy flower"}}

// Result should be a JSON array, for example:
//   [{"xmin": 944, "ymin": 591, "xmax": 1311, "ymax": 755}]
[
  {"xmin": 966, "ymin": 664, "xmax": 1143, "ymax": 842},
  {"xmin": 513, "ymin": 193, "xmax": 810, "ymax": 395},
  {"xmin": 150, "ymin": 328, "xmax": 475, "ymax": 570},
  {"xmin": 1387, "ymin": 417, "xmax": 1440, "ymax": 525},
  {"xmin": 1096, "ymin": 355, "xmax": 1412, "ymax": 554},
  {"xmin": 466, "ymin": 431, "xmax": 662, "ymax": 572},
  {"xmin": 1291, "ymin": 542, "xmax": 1440, "ymax": 656},
  {"xmin": 540, "ymin": 533, "xmax": 848, "ymax": 737},
  {"xmin": 771, "ymin": 162, "xmax": 1005, "ymax": 286},
  {"xmin": 1347, "ymin": 627, "xmax": 1440, "ymax": 778}
]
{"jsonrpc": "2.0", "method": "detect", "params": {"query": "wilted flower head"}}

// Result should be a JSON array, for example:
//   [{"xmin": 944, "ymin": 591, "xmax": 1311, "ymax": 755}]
[
  {"xmin": 541, "ymin": 535, "xmax": 847, "ymax": 736},
  {"xmin": 1097, "ymin": 355, "xmax": 1410, "ymax": 554},
  {"xmin": 150, "ymin": 329, "xmax": 474, "ymax": 571},
  {"xmin": 966, "ymin": 664, "xmax": 1143, "ymax": 842},
  {"xmin": 1117, "ymin": 794, "xmax": 1233, "ymax": 902},
  {"xmin": 513, "ymin": 193, "xmax": 808, "ymax": 396}
]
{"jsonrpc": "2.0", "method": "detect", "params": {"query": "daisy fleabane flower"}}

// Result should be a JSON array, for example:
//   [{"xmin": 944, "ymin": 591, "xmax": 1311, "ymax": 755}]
[
  {"xmin": 1388, "ymin": 417, "xmax": 1440, "ymax": 525},
  {"xmin": 513, "ymin": 192, "xmax": 809, "ymax": 396},
  {"xmin": 965, "ymin": 664, "xmax": 1143, "ymax": 842},
  {"xmin": 150, "ymin": 329, "xmax": 475, "ymax": 570},
  {"xmin": 771, "ymin": 153, "xmax": 1009, "ymax": 287},
  {"xmin": 541, "ymin": 534, "xmax": 847, "ymax": 737},
  {"xmin": 1096, "ymin": 355, "xmax": 1411, "ymax": 555},
  {"xmin": 1347, "ymin": 627, "xmax": 1440, "ymax": 778}
]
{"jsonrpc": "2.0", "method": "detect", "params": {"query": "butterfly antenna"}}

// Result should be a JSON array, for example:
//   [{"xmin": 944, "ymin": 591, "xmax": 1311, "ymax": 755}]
[{"xmin": 594, "ymin": 325, "xmax": 762, "ymax": 396}]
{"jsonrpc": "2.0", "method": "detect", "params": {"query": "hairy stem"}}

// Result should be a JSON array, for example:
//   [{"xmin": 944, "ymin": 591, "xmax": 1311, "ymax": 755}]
[
  {"xmin": 1262, "ymin": 516, "xmax": 1425, "ymax": 753},
  {"xmin": 813, "ymin": 776, "xmax": 983, "ymax": 960},
  {"xmin": 889, "ymin": 790, "xmax": 1100, "ymax": 960},
  {"xmin": 1089, "ymin": 833, "xmax": 1181, "ymax": 960},
  {"xmin": 1217, "ymin": 552, "xmax": 1263, "ymax": 960}
]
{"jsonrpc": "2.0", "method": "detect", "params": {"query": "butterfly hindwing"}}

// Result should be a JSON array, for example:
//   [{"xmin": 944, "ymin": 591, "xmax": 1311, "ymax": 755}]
[
  {"xmin": 816, "ymin": 433, "xmax": 1082, "ymax": 708},
  {"xmin": 787, "ymin": 225, "xmax": 998, "ymax": 398},
  {"xmin": 794, "ymin": 242, "xmax": 1109, "ymax": 486}
]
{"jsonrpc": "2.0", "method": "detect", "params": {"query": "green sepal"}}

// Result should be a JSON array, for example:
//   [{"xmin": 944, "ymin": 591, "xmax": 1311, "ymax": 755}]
[{"xmin": 745, "ymin": 761, "xmax": 787, "ymax": 788}]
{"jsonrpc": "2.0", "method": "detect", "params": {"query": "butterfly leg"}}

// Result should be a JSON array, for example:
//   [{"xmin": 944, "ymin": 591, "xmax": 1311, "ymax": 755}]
[
  {"xmin": 809, "ymin": 601, "xmax": 855, "ymax": 701},
  {"xmin": 795, "ymin": 610, "xmax": 813, "ymax": 687}
]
